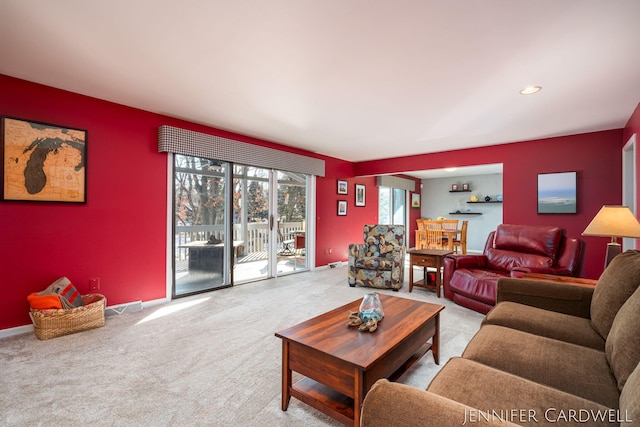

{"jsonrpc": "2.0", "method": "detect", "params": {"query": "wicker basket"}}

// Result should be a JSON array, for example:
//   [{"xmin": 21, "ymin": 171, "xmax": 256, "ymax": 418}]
[{"xmin": 30, "ymin": 294, "xmax": 106, "ymax": 340}]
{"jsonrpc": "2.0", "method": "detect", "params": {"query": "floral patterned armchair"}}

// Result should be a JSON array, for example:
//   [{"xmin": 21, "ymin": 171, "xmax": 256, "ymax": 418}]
[{"xmin": 348, "ymin": 224, "xmax": 406, "ymax": 290}]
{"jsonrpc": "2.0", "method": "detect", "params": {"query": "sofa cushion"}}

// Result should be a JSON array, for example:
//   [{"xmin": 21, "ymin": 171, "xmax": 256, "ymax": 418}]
[
  {"xmin": 462, "ymin": 325, "xmax": 619, "ymax": 408},
  {"xmin": 362, "ymin": 379, "xmax": 521, "ymax": 427},
  {"xmin": 428, "ymin": 357, "xmax": 614, "ymax": 427},
  {"xmin": 620, "ymin": 363, "xmax": 640, "ymax": 427},
  {"xmin": 493, "ymin": 224, "xmax": 563, "ymax": 258},
  {"xmin": 591, "ymin": 250, "xmax": 640, "ymax": 339},
  {"xmin": 606, "ymin": 285, "xmax": 640, "ymax": 391},
  {"xmin": 483, "ymin": 301, "xmax": 605, "ymax": 350},
  {"xmin": 354, "ymin": 256, "xmax": 394, "ymax": 271},
  {"xmin": 449, "ymin": 268, "xmax": 509, "ymax": 305}
]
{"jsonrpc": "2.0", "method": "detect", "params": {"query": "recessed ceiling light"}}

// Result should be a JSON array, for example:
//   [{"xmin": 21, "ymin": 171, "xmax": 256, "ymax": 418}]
[
  {"xmin": 519, "ymin": 86, "xmax": 542, "ymax": 95},
  {"xmin": 445, "ymin": 167, "xmax": 457, "ymax": 172}
]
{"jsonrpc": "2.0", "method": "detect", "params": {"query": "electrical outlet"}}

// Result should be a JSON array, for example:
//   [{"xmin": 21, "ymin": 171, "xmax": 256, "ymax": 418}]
[{"xmin": 89, "ymin": 278, "xmax": 100, "ymax": 291}]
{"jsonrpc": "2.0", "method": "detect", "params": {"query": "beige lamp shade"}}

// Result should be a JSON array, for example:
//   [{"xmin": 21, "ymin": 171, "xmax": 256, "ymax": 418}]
[{"xmin": 582, "ymin": 205, "xmax": 640, "ymax": 239}]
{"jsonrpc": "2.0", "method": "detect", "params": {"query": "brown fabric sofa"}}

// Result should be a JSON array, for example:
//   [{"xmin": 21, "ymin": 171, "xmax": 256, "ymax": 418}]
[{"xmin": 361, "ymin": 250, "xmax": 640, "ymax": 427}]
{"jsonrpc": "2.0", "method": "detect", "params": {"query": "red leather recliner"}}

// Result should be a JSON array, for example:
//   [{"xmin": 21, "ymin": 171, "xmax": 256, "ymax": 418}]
[{"xmin": 442, "ymin": 224, "xmax": 584, "ymax": 314}]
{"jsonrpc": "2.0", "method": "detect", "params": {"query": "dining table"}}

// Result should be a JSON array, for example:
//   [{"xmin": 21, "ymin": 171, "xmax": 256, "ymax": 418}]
[{"xmin": 441, "ymin": 229, "xmax": 461, "ymax": 251}]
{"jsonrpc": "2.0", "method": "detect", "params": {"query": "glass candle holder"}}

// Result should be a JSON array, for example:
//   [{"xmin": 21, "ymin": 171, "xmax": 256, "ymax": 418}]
[{"xmin": 359, "ymin": 292, "xmax": 384, "ymax": 323}]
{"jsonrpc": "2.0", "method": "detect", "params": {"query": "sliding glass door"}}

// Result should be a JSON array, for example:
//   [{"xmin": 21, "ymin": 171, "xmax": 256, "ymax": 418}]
[
  {"xmin": 274, "ymin": 170, "xmax": 308, "ymax": 275},
  {"xmin": 174, "ymin": 156, "xmax": 229, "ymax": 296},
  {"xmin": 233, "ymin": 167, "xmax": 308, "ymax": 282},
  {"xmin": 173, "ymin": 156, "xmax": 309, "ymax": 297},
  {"xmin": 232, "ymin": 165, "xmax": 270, "ymax": 283}
]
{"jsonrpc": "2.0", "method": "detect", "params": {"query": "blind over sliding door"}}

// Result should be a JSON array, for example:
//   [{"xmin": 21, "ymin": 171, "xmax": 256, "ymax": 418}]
[{"xmin": 158, "ymin": 125, "xmax": 325, "ymax": 177}]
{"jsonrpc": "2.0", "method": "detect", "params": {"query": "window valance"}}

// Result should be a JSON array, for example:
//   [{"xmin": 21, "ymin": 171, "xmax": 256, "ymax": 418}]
[
  {"xmin": 158, "ymin": 125, "xmax": 325, "ymax": 176},
  {"xmin": 376, "ymin": 175, "xmax": 416, "ymax": 192}
]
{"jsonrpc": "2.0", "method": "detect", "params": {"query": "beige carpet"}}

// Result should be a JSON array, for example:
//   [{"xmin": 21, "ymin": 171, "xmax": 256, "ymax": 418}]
[{"xmin": 0, "ymin": 266, "xmax": 483, "ymax": 426}]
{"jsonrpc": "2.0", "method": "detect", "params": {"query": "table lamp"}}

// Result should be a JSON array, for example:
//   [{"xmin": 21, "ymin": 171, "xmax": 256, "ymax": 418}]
[{"xmin": 582, "ymin": 205, "xmax": 640, "ymax": 268}]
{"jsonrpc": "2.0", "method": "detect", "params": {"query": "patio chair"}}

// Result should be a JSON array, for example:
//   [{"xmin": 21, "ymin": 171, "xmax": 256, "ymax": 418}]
[{"xmin": 277, "ymin": 223, "xmax": 295, "ymax": 256}]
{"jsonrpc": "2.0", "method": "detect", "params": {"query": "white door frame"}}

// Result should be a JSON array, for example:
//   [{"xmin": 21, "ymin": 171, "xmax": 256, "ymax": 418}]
[{"xmin": 622, "ymin": 134, "xmax": 637, "ymax": 250}]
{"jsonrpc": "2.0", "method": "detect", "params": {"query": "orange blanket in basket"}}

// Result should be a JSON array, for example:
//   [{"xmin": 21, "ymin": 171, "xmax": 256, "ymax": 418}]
[
  {"xmin": 27, "ymin": 277, "xmax": 85, "ymax": 310},
  {"xmin": 27, "ymin": 293, "xmax": 63, "ymax": 309}
]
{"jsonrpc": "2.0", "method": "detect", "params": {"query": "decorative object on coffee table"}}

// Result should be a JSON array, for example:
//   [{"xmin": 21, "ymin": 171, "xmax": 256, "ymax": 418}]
[
  {"xmin": 346, "ymin": 292, "xmax": 385, "ymax": 332},
  {"xmin": 359, "ymin": 292, "xmax": 384, "ymax": 322},
  {"xmin": 346, "ymin": 312, "xmax": 379, "ymax": 332}
]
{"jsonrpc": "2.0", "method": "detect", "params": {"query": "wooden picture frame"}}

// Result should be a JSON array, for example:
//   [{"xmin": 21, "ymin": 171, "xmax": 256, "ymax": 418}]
[
  {"xmin": 411, "ymin": 193, "xmax": 420, "ymax": 208},
  {"xmin": 337, "ymin": 200, "xmax": 347, "ymax": 216},
  {"xmin": 451, "ymin": 184, "xmax": 458, "ymax": 191},
  {"xmin": 2, "ymin": 116, "xmax": 87, "ymax": 203},
  {"xmin": 355, "ymin": 184, "xmax": 366, "ymax": 207},
  {"xmin": 337, "ymin": 180, "xmax": 348, "ymax": 194},
  {"xmin": 537, "ymin": 171, "xmax": 577, "ymax": 214}
]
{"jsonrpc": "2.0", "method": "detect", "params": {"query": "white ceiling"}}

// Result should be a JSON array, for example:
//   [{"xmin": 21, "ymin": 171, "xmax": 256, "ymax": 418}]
[{"xmin": 1, "ymin": 1, "xmax": 640, "ymax": 170}]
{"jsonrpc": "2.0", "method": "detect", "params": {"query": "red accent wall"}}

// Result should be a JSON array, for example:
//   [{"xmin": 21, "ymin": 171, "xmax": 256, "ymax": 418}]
[
  {"xmin": 356, "ymin": 130, "xmax": 625, "ymax": 280},
  {"xmin": 0, "ymin": 73, "xmax": 635, "ymax": 330},
  {"xmin": 0, "ymin": 74, "xmax": 362, "ymax": 329}
]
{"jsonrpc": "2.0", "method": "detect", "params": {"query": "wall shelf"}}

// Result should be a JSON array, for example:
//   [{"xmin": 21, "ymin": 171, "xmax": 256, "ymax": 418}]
[
  {"xmin": 449, "ymin": 212, "xmax": 482, "ymax": 215},
  {"xmin": 449, "ymin": 190, "xmax": 471, "ymax": 193},
  {"xmin": 467, "ymin": 201, "xmax": 502, "ymax": 204}
]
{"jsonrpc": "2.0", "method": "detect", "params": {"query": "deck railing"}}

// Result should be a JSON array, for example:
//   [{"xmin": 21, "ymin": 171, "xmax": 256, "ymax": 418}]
[{"xmin": 175, "ymin": 221, "xmax": 304, "ymax": 261}]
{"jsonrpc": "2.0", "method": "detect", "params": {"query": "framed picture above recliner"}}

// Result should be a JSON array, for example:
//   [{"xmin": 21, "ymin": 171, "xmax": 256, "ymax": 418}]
[{"xmin": 537, "ymin": 171, "xmax": 577, "ymax": 214}]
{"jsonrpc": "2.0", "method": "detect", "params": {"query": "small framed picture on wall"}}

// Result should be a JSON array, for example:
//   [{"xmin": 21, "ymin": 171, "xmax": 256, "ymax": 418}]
[
  {"xmin": 337, "ymin": 200, "xmax": 347, "ymax": 216},
  {"xmin": 411, "ymin": 193, "xmax": 420, "ymax": 208},
  {"xmin": 337, "ymin": 180, "xmax": 348, "ymax": 194},
  {"xmin": 355, "ymin": 184, "xmax": 366, "ymax": 206}
]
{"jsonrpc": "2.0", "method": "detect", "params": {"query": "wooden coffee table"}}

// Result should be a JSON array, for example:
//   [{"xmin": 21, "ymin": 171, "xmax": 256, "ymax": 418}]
[
  {"xmin": 408, "ymin": 248, "xmax": 454, "ymax": 297},
  {"xmin": 275, "ymin": 294, "xmax": 444, "ymax": 426}
]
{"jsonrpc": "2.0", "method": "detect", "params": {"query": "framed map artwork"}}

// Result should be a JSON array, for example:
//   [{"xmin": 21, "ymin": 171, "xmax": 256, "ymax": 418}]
[{"xmin": 2, "ymin": 117, "xmax": 87, "ymax": 203}]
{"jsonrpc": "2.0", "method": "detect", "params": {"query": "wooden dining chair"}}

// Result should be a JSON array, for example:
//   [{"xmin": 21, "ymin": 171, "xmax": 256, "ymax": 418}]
[
  {"xmin": 441, "ymin": 219, "xmax": 459, "ymax": 248},
  {"xmin": 424, "ymin": 220, "xmax": 444, "ymax": 249},
  {"xmin": 415, "ymin": 219, "xmax": 427, "ymax": 249},
  {"xmin": 441, "ymin": 219, "xmax": 459, "ymax": 231},
  {"xmin": 453, "ymin": 220, "xmax": 468, "ymax": 254}
]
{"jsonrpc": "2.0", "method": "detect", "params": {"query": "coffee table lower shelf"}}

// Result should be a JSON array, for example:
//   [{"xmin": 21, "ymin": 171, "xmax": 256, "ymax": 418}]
[
  {"xmin": 288, "ymin": 342, "xmax": 432, "ymax": 425},
  {"xmin": 292, "ymin": 378, "xmax": 355, "ymax": 425}
]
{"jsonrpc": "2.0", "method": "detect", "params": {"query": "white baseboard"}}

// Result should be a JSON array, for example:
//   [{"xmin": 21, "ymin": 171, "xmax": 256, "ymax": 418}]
[
  {"xmin": 0, "ymin": 324, "xmax": 34, "ymax": 339},
  {"xmin": 316, "ymin": 261, "xmax": 347, "ymax": 270}
]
